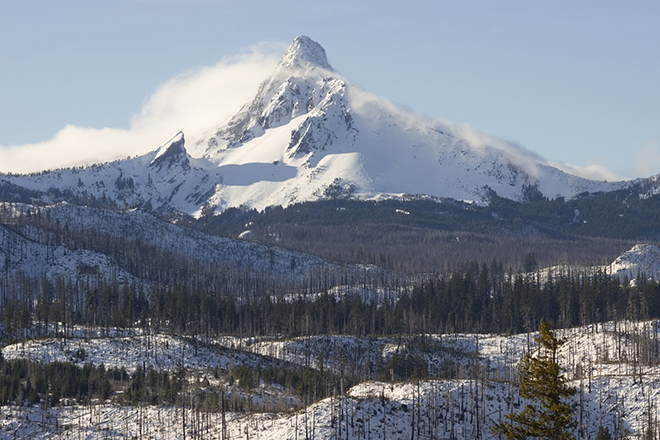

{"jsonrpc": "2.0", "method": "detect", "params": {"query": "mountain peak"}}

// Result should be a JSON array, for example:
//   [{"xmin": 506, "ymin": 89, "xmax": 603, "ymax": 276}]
[
  {"xmin": 277, "ymin": 36, "xmax": 332, "ymax": 71},
  {"xmin": 150, "ymin": 131, "xmax": 190, "ymax": 171}
]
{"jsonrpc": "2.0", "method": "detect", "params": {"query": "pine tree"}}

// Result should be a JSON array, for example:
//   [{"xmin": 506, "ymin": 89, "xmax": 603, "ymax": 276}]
[
  {"xmin": 493, "ymin": 320, "xmax": 577, "ymax": 440},
  {"xmin": 595, "ymin": 426, "xmax": 612, "ymax": 440}
]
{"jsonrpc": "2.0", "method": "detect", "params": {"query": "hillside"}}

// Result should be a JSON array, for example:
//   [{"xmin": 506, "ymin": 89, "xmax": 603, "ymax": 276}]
[
  {"xmin": 0, "ymin": 201, "xmax": 383, "ymax": 298},
  {"xmin": 195, "ymin": 196, "xmax": 653, "ymax": 273},
  {"xmin": 2, "ymin": 321, "xmax": 660, "ymax": 439}
]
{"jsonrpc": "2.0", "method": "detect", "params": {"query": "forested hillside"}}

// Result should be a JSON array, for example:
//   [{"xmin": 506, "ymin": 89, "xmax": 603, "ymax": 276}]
[
  {"xmin": 195, "ymin": 193, "xmax": 658, "ymax": 272},
  {"xmin": 3, "ymin": 191, "xmax": 660, "ymax": 438}
]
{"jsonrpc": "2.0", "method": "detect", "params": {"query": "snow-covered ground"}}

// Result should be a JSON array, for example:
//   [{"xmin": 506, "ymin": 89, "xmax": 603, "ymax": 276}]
[
  {"xmin": 532, "ymin": 243, "xmax": 660, "ymax": 286},
  {"xmin": 1, "ymin": 333, "xmax": 300, "ymax": 375},
  {"xmin": 0, "ymin": 221, "xmax": 140, "ymax": 286},
  {"xmin": 0, "ymin": 375, "xmax": 657, "ymax": 439},
  {"xmin": 605, "ymin": 243, "xmax": 660, "ymax": 283},
  {"xmin": 0, "ymin": 201, "xmax": 348, "ymax": 286},
  {"xmin": 6, "ymin": 321, "xmax": 659, "ymax": 382},
  {"xmin": 3, "ymin": 321, "xmax": 660, "ymax": 439},
  {"xmin": 38, "ymin": 201, "xmax": 337, "ymax": 278}
]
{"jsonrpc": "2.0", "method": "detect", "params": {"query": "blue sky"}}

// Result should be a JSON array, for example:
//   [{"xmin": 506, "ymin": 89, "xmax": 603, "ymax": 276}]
[{"xmin": 2, "ymin": 1, "xmax": 659, "ymax": 179}]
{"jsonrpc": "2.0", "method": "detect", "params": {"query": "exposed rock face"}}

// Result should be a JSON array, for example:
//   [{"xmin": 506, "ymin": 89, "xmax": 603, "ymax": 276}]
[{"xmin": 150, "ymin": 132, "xmax": 190, "ymax": 172}]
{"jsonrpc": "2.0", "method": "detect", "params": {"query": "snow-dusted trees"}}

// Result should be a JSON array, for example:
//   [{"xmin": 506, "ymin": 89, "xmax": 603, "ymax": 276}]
[{"xmin": 493, "ymin": 320, "xmax": 577, "ymax": 440}]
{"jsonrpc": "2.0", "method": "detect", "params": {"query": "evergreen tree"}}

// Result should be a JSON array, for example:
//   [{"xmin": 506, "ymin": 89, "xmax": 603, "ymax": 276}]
[
  {"xmin": 595, "ymin": 426, "xmax": 612, "ymax": 440},
  {"xmin": 493, "ymin": 320, "xmax": 577, "ymax": 440}
]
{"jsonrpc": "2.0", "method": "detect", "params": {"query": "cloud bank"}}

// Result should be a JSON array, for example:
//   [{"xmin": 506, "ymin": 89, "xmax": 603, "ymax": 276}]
[{"xmin": 0, "ymin": 44, "xmax": 283, "ymax": 174}]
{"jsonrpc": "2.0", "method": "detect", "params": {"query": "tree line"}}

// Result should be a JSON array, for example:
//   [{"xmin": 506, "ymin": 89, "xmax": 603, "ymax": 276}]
[{"xmin": 4, "ymin": 262, "xmax": 660, "ymax": 344}]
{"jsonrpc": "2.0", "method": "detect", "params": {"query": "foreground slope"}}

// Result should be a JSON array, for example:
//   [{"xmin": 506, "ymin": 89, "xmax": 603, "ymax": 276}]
[{"xmin": 3, "ymin": 321, "xmax": 660, "ymax": 439}]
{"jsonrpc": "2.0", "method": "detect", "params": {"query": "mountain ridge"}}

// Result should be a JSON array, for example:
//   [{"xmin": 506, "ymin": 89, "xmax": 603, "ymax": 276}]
[{"xmin": 0, "ymin": 36, "xmax": 650, "ymax": 217}]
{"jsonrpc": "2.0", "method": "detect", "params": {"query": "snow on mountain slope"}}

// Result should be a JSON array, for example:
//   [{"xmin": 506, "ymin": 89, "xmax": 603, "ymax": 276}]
[
  {"xmin": 192, "ymin": 35, "xmax": 627, "ymax": 212},
  {"xmin": 30, "ymin": 202, "xmax": 339, "ymax": 278},
  {"xmin": 0, "ymin": 36, "xmax": 632, "ymax": 217},
  {"xmin": 0, "ymin": 222, "xmax": 137, "ymax": 286},
  {"xmin": 46, "ymin": 249, "xmax": 137, "ymax": 286},
  {"xmin": 0, "ymin": 200, "xmax": 352, "ymax": 293},
  {"xmin": 2, "ymin": 132, "xmax": 220, "ymax": 216}
]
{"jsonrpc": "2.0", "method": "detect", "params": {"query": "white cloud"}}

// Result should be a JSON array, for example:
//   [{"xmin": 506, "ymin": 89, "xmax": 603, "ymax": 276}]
[
  {"xmin": 348, "ymin": 84, "xmax": 629, "ymax": 183},
  {"xmin": 551, "ymin": 142, "xmax": 660, "ymax": 181},
  {"xmin": 0, "ymin": 43, "xmax": 283, "ymax": 174},
  {"xmin": 631, "ymin": 142, "xmax": 660, "ymax": 178},
  {"xmin": 548, "ymin": 161, "xmax": 628, "ymax": 182}
]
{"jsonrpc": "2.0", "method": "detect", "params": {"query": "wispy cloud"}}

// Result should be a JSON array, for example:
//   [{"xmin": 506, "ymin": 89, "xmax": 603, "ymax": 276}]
[
  {"xmin": 631, "ymin": 142, "xmax": 660, "ymax": 178},
  {"xmin": 0, "ymin": 43, "xmax": 283, "ymax": 174},
  {"xmin": 548, "ymin": 161, "xmax": 628, "ymax": 182},
  {"xmin": 348, "ymin": 83, "xmax": 629, "ymax": 183}
]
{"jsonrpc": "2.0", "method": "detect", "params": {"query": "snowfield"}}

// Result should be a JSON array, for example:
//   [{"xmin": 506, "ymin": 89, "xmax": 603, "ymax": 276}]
[{"xmin": 3, "ymin": 320, "xmax": 660, "ymax": 439}]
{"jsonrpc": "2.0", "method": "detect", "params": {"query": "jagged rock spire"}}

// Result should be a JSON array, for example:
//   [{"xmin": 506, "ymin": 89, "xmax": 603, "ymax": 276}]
[{"xmin": 150, "ymin": 131, "xmax": 190, "ymax": 171}]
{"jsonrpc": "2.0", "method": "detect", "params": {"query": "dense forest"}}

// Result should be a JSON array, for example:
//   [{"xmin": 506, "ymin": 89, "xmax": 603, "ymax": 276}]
[
  {"xmin": 192, "ymin": 195, "xmax": 654, "ymax": 273},
  {"xmin": 3, "ymin": 262, "xmax": 660, "ymax": 344}
]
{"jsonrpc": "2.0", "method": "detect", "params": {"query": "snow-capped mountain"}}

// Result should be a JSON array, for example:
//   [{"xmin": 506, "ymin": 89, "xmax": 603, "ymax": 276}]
[
  {"xmin": 0, "ymin": 36, "xmax": 632, "ymax": 216},
  {"xmin": 193, "ymin": 36, "xmax": 626, "ymax": 213},
  {"xmin": 0, "ymin": 131, "xmax": 220, "ymax": 216}
]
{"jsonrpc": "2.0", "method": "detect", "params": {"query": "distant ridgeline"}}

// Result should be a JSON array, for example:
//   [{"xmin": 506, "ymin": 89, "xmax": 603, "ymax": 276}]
[
  {"xmin": 196, "ymin": 185, "xmax": 660, "ymax": 241},
  {"xmin": 0, "ymin": 188, "xmax": 632, "ymax": 279},
  {"xmin": 3, "ymin": 177, "xmax": 660, "ymax": 241},
  {"xmin": 185, "ymin": 189, "xmax": 656, "ymax": 273}
]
